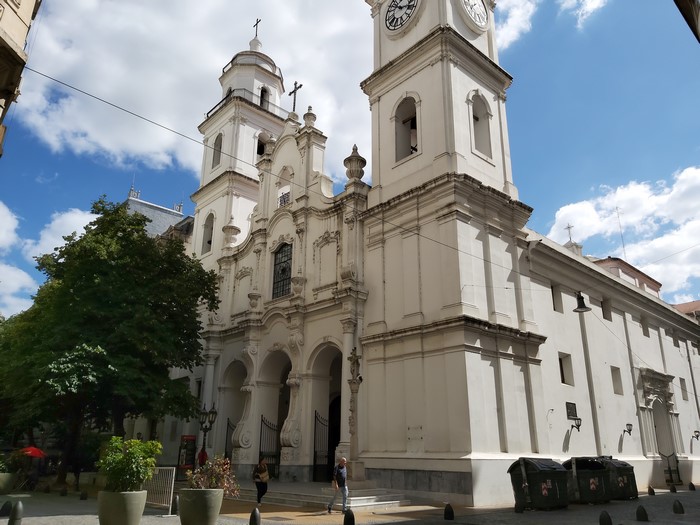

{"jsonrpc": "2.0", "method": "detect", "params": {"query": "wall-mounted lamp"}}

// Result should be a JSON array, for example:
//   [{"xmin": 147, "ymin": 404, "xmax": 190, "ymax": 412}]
[
  {"xmin": 573, "ymin": 292, "xmax": 591, "ymax": 313},
  {"xmin": 693, "ymin": 430, "xmax": 700, "ymax": 441},
  {"xmin": 623, "ymin": 423, "xmax": 633, "ymax": 435},
  {"xmin": 571, "ymin": 417, "xmax": 582, "ymax": 432}
]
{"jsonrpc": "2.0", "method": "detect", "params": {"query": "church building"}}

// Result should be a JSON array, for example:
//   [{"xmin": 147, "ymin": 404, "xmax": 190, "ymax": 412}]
[{"xmin": 155, "ymin": 1, "xmax": 700, "ymax": 506}]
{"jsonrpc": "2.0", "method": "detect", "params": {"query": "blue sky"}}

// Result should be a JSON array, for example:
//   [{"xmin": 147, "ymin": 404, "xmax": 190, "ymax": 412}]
[{"xmin": 1, "ymin": 0, "xmax": 699, "ymax": 318}]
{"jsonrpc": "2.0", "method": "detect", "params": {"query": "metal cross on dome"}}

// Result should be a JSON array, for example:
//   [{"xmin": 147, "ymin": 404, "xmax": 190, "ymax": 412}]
[
  {"xmin": 254, "ymin": 18, "xmax": 261, "ymax": 38},
  {"xmin": 289, "ymin": 81, "xmax": 303, "ymax": 113}
]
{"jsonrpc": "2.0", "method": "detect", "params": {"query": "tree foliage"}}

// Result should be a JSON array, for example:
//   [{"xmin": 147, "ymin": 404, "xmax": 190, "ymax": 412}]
[{"xmin": 0, "ymin": 197, "xmax": 219, "ymax": 442}]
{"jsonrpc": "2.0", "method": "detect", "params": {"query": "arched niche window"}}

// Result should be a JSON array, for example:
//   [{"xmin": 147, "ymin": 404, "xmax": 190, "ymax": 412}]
[
  {"xmin": 260, "ymin": 87, "xmax": 270, "ymax": 110},
  {"xmin": 395, "ymin": 97, "xmax": 418, "ymax": 162},
  {"xmin": 277, "ymin": 167, "xmax": 292, "ymax": 208},
  {"xmin": 271, "ymin": 243, "xmax": 292, "ymax": 299},
  {"xmin": 256, "ymin": 131, "xmax": 270, "ymax": 158},
  {"xmin": 201, "ymin": 213, "xmax": 214, "ymax": 254},
  {"xmin": 471, "ymin": 93, "xmax": 492, "ymax": 158},
  {"xmin": 212, "ymin": 133, "xmax": 223, "ymax": 168}
]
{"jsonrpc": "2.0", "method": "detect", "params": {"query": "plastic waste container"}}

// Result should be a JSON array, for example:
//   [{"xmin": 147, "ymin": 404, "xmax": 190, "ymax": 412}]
[
  {"xmin": 507, "ymin": 458, "xmax": 569, "ymax": 510},
  {"xmin": 562, "ymin": 457, "xmax": 610, "ymax": 503},
  {"xmin": 598, "ymin": 456, "xmax": 638, "ymax": 500}
]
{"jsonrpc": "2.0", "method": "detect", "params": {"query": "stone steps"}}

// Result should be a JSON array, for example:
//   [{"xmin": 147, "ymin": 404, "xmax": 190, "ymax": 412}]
[{"xmin": 235, "ymin": 486, "xmax": 411, "ymax": 510}]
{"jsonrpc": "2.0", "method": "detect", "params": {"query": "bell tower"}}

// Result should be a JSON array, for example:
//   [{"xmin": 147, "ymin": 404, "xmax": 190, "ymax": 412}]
[{"xmin": 362, "ymin": 0, "xmax": 517, "ymax": 206}]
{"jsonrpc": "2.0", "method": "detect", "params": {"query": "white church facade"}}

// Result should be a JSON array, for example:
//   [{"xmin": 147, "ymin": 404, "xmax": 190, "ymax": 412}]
[{"xmin": 150, "ymin": 1, "xmax": 700, "ymax": 507}]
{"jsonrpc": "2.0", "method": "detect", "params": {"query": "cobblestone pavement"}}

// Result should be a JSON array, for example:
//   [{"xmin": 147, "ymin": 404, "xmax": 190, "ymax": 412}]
[{"xmin": 2, "ymin": 488, "xmax": 700, "ymax": 524}]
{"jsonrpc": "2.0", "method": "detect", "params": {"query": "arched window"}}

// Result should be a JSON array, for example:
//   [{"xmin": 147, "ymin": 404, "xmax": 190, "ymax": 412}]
[
  {"xmin": 471, "ymin": 95, "xmax": 492, "ymax": 158},
  {"xmin": 212, "ymin": 133, "xmax": 223, "ymax": 168},
  {"xmin": 395, "ymin": 97, "xmax": 418, "ymax": 161},
  {"xmin": 201, "ymin": 213, "xmax": 214, "ymax": 254},
  {"xmin": 260, "ymin": 87, "xmax": 270, "ymax": 110},
  {"xmin": 272, "ymin": 243, "xmax": 292, "ymax": 299}
]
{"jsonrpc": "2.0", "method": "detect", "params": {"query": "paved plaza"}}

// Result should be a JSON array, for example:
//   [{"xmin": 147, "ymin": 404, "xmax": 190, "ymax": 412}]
[{"xmin": 3, "ymin": 486, "xmax": 700, "ymax": 525}]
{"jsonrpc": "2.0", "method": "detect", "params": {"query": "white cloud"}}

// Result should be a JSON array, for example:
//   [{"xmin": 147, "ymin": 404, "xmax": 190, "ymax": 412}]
[
  {"xmin": 21, "ymin": 208, "xmax": 97, "ymax": 263},
  {"xmin": 546, "ymin": 167, "xmax": 700, "ymax": 298},
  {"xmin": 19, "ymin": 1, "xmax": 373, "ymax": 181},
  {"xmin": 496, "ymin": 0, "xmax": 541, "ymax": 50},
  {"xmin": 558, "ymin": 0, "xmax": 609, "ymax": 28},
  {"xmin": 0, "ymin": 202, "xmax": 20, "ymax": 253},
  {"xmin": 0, "ymin": 263, "xmax": 38, "ymax": 318}
]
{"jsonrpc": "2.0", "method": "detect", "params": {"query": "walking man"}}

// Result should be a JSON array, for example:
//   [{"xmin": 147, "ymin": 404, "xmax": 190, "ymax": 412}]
[{"xmin": 327, "ymin": 457, "xmax": 348, "ymax": 513}]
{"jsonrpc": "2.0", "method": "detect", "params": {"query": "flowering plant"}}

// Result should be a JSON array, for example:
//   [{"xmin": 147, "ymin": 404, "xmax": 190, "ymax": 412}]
[{"xmin": 186, "ymin": 456, "xmax": 240, "ymax": 497}]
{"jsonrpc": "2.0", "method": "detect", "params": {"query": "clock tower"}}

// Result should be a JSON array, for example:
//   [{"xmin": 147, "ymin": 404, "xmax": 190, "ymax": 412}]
[{"xmin": 362, "ymin": 0, "xmax": 517, "ymax": 205}]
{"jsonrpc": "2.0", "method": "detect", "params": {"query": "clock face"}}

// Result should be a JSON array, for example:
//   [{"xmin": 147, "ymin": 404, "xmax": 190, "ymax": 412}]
[
  {"xmin": 463, "ymin": 0, "xmax": 488, "ymax": 30},
  {"xmin": 385, "ymin": 0, "xmax": 419, "ymax": 31}
]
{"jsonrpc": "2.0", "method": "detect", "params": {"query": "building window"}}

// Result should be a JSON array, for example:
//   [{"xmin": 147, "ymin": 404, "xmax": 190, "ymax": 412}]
[
  {"xmin": 680, "ymin": 377, "xmax": 689, "ymax": 400},
  {"xmin": 559, "ymin": 353, "xmax": 574, "ymax": 386},
  {"xmin": 601, "ymin": 298, "xmax": 612, "ymax": 321},
  {"xmin": 201, "ymin": 213, "xmax": 214, "ymax": 254},
  {"xmin": 471, "ymin": 94, "xmax": 492, "ymax": 158},
  {"xmin": 212, "ymin": 133, "xmax": 223, "ymax": 168},
  {"xmin": 611, "ymin": 366, "xmax": 623, "ymax": 395},
  {"xmin": 272, "ymin": 243, "xmax": 292, "ymax": 299},
  {"xmin": 395, "ymin": 97, "xmax": 418, "ymax": 161},
  {"xmin": 278, "ymin": 191, "xmax": 291, "ymax": 207},
  {"xmin": 260, "ymin": 87, "xmax": 270, "ymax": 110},
  {"xmin": 641, "ymin": 316, "xmax": 650, "ymax": 337}
]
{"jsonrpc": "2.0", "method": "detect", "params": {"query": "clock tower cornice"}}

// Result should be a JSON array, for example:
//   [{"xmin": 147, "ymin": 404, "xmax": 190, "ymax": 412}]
[{"xmin": 361, "ymin": 25, "xmax": 511, "ymax": 98}]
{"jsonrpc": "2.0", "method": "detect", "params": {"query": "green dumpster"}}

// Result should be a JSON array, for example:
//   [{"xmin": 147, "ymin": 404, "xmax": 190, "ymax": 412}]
[
  {"xmin": 507, "ymin": 458, "xmax": 569, "ymax": 510},
  {"xmin": 598, "ymin": 456, "xmax": 638, "ymax": 500},
  {"xmin": 563, "ymin": 457, "xmax": 610, "ymax": 504}
]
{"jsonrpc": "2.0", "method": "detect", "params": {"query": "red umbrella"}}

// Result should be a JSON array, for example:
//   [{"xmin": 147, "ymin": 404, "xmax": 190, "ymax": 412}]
[{"xmin": 20, "ymin": 446, "xmax": 46, "ymax": 458}]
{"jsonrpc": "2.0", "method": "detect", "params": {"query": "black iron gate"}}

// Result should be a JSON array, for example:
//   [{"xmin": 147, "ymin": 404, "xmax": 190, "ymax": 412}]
[
  {"xmin": 260, "ymin": 415, "xmax": 280, "ymax": 479},
  {"xmin": 313, "ymin": 410, "xmax": 332, "ymax": 481},
  {"xmin": 225, "ymin": 418, "xmax": 236, "ymax": 460}
]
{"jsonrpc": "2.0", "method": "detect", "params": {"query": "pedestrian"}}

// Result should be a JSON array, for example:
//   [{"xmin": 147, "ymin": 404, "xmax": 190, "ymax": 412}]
[
  {"xmin": 327, "ymin": 457, "xmax": 348, "ymax": 513},
  {"xmin": 252, "ymin": 456, "xmax": 269, "ymax": 506}
]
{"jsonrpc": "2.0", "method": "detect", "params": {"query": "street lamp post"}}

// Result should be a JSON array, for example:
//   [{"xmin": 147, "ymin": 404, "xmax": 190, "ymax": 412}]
[{"xmin": 198, "ymin": 404, "xmax": 218, "ymax": 466}]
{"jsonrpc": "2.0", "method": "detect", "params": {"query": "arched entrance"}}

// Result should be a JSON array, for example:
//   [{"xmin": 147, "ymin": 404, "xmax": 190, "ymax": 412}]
[
  {"xmin": 258, "ymin": 349, "xmax": 292, "ymax": 479},
  {"xmin": 310, "ymin": 347, "xmax": 343, "ymax": 481}
]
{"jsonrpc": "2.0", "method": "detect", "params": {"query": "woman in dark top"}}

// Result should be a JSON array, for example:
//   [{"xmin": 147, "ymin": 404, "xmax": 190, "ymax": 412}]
[{"xmin": 252, "ymin": 457, "xmax": 269, "ymax": 506}]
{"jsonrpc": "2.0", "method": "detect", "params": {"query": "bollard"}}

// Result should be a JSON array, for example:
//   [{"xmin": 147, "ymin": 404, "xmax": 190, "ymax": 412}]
[
  {"xmin": 444, "ymin": 503, "xmax": 454, "ymax": 521},
  {"xmin": 635, "ymin": 505, "xmax": 649, "ymax": 521},
  {"xmin": 598, "ymin": 510, "xmax": 612, "ymax": 525},
  {"xmin": 59, "ymin": 487, "xmax": 67, "ymax": 497},
  {"xmin": 343, "ymin": 508, "xmax": 356, "ymax": 525},
  {"xmin": 689, "ymin": 482, "xmax": 696, "ymax": 491},
  {"xmin": 249, "ymin": 506, "xmax": 260, "ymax": 525},
  {"xmin": 0, "ymin": 501, "xmax": 12, "ymax": 517},
  {"xmin": 171, "ymin": 494, "xmax": 179, "ymax": 515},
  {"xmin": 670, "ymin": 484, "xmax": 677, "ymax": 493},
  {"xmin": 672, "ymin": 499, "xmax": 684, "ymax": 514},
  {"xmin": 80, "ymin": 491, "xmax": 88, "ymax": 500},
  {"xmin": 647, "ymin": 487, "xmax": 655, "ymax": 496},
  {"xmin": 8, "ymin": 500, "xmax": 23, "ymax": 525}
]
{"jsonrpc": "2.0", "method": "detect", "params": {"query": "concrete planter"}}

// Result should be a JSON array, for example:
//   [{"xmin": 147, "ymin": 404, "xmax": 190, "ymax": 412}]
[
  {"xmin": 0, "ymin": 473, "xmax": 16, "ymax": 494},
  {"xmin": 97, "ymin": 490, "xmax": 147, "ymax": 525},
  {"xmin": 178, "ymin": 488, "xmax": 223, "ymax": 525}
]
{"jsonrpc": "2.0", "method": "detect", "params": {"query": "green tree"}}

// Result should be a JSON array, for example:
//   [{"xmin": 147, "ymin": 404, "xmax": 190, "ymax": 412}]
[{"xmin": 0, "ymin": 197, "xmax": 218, "ymax": 483}]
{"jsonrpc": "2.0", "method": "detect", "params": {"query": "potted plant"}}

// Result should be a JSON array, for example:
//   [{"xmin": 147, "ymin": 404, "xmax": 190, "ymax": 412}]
[
  {"xmin": 179, "ymin": 455, "xmax": 239, "ymax": 525},
  {"xmin": 96, "ymin": 436, "xmax": 162, "ymax": 525}
]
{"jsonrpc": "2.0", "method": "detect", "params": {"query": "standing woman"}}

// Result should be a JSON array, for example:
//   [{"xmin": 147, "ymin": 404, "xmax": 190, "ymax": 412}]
[{"xmin": 252, "ymin": 457, "xmax": 269, "ymax": 506}]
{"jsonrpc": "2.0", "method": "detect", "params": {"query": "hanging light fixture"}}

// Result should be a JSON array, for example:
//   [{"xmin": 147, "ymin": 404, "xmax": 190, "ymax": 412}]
[
  {"xmin": 623, "ymin": 423, "xmax": 633, "ymax": 435},
  {"xmin": 571, "ymin": 417, "xmax": 582, "ymax": 432},
  {"xmin": 573, "ymin": 292, "xmax": 591, "ymax": 313}
]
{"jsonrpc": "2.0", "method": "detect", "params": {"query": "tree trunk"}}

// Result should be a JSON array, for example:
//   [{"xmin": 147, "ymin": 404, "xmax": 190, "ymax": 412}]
[{"xmin": 56, "ymin": 414, "xmax": 82, "ymax": 486}]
